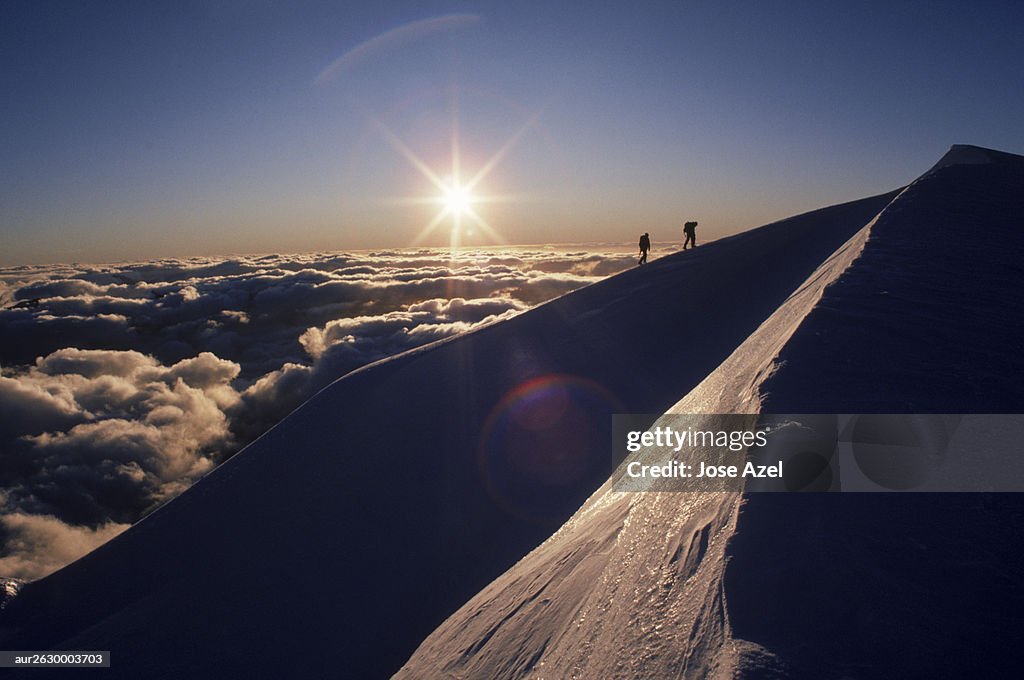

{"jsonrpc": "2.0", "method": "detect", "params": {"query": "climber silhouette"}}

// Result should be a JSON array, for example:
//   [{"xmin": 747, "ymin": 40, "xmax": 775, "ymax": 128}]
[
  {"xmin": 638, "ymin": 232, "xmax": 651, "ymax": 265},
  {"xmin": 683, "ymin": 221, "xmax": 697, "ymax": 250}
]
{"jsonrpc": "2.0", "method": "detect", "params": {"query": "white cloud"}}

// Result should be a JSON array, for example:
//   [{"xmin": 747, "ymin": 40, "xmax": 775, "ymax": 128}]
[
  {"xmin": 36, "ymin": 348, "xmax": 157, "ymax": 378},
  {"xmin": 0, "ymin": 512, "xmax": 129, "ymax": 581},
  {"xmin": 0, "ymin": 246, "xmax": 634, "ymax": 577}
]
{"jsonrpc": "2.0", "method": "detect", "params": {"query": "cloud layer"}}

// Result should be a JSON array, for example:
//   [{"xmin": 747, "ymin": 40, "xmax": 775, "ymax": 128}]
[{"xmin": 0, "ymin": 246, "xmax": 636, "ymax": 579}]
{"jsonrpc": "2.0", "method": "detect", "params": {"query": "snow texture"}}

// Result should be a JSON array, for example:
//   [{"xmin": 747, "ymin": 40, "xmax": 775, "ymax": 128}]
[{"xmin": 725, "ymin": 145, "xmax": 1024, "ymax": 678}]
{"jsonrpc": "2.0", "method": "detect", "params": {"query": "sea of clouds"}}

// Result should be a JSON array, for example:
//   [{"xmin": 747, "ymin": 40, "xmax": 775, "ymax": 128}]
[{"xmin": 0, "ymin": 246, "xmax": 639, "ymax": 579}]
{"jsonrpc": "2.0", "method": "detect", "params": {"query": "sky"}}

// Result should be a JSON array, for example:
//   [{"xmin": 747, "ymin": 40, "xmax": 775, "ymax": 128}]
[{"xmin": 2, "ymin": 0, "xmax": 1022, "ymax": 265}]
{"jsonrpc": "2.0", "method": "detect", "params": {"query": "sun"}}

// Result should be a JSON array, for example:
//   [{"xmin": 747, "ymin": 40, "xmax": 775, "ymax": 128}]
[
  {"xmin": 367, "ymin": 107, "xmax": 539, "ymax": 248},
  {"xmin": 443, "ymin": 183, "xmax": 473, "ymax": 216}
]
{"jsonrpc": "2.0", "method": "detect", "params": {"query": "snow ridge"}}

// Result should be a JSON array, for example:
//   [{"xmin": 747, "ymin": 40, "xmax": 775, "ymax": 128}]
[
  {"xmin": 7, "ymin": 145, "xmax": 1021, "ymax": 680},
  {"xmin": 398, "ymin": 145, "xmax": 1024, "ymax": 678},
  {"xmin": 0, "ymin": 186, "xmax": 896, "ymax": 679},
  {"xmin": 923, "ymin": 143, "xmax": 1022, "ymax": 175},
  {"xmin": 395, "ymin": 187, "xmax": 899, "ymax": 679}
]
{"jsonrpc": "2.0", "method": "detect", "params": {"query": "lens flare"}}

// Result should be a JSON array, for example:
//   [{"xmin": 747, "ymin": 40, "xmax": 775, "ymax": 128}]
[{"xmin": 478, "ymin": 374, "xmax": 624, "ymax": 522}]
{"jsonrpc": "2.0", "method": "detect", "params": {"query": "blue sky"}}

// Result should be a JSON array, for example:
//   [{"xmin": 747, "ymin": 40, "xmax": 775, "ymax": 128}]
[{"xmin": 2, "ymin": 1, "xmax": 1022, "ymax": 264}]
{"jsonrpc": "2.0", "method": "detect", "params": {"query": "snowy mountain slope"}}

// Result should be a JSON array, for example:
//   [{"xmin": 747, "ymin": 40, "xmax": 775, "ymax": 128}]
[
  {"xmin": 0, "ymin": 189, "xmax": 897, "ymax": 677},
  {"xmin": 726, "ymin": 144, "xmax": 1024, "ymax": 678},
  {"xmin": 395, "ymin": 145, "xmax": 1024, "ymax": 679},
  {"xmin": 395, "ymin": 165, "xmax": 893, "ymax": 680}
]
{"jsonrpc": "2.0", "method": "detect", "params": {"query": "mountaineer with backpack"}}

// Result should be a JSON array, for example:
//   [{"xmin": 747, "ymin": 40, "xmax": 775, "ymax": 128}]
[
  {"xmin": 683, "ymin": 221, "xmax": 698, "ymax": 250},
  {"xmin": 638, "ymin": 232, "xmax": 651, "ymax": 265}
]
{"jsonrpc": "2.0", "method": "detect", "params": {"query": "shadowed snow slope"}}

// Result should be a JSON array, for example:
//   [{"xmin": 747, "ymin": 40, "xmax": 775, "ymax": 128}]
[
  {"xmin": 396, "ymin": 145, "xmax": 1024, "ymax": 679},
  {"xmin": 0, "ymin": 188, "xmax": 896, "ymax": 677},
  {"xmin": 725, "ymin": 145, "xmax": 1024, "ymax": 678}
]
